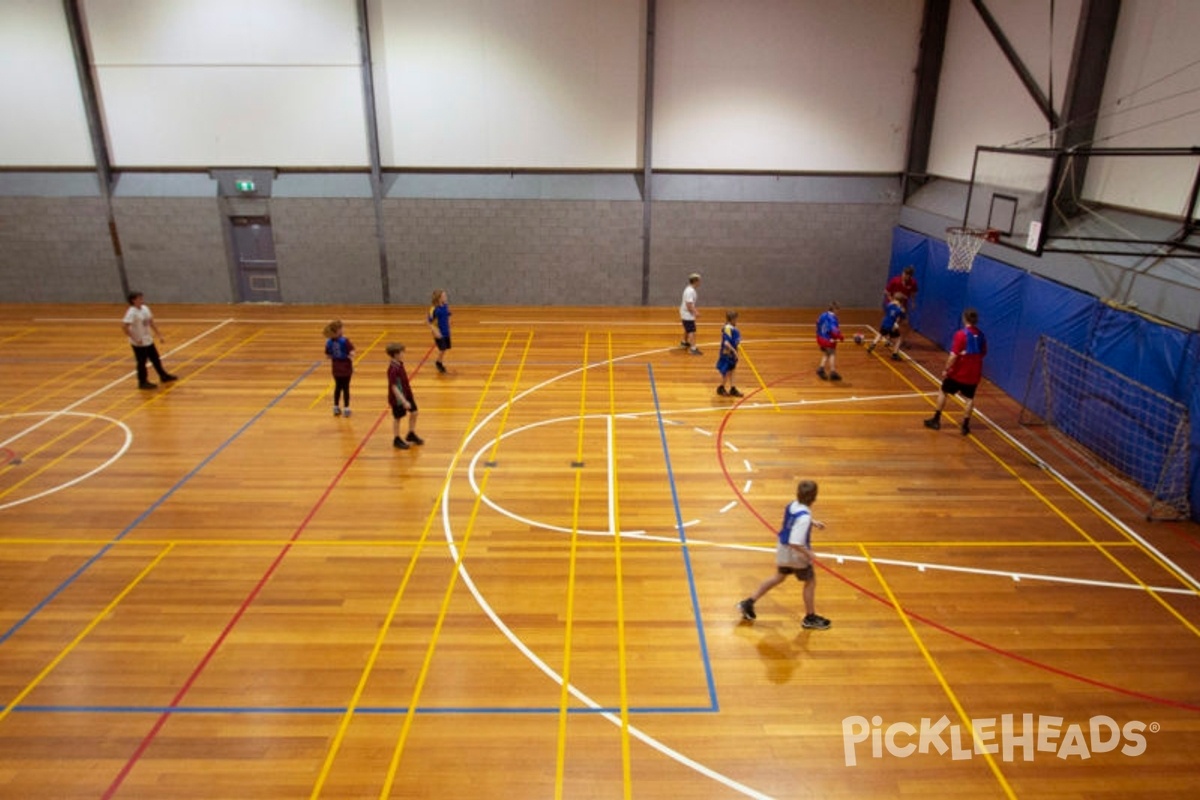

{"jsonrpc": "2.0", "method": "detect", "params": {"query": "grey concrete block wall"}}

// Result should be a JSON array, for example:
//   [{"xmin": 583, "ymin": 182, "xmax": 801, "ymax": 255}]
[
  {"xmin": 649, "ymin": 201, "xmax": 899, "ymax": 310},
  {"xmin": 112, "ymin": 198, "xmax": 232, "ymax": 303},
  {"xmin": 270, "ymin": 198, "xmax": 382, "ymax": 304},
  {"xmin": 383, "ymin": 199, "xmax": 645, "ymax": 306},
  {"xmin": 0, "ymin": 197, "xmax": 121, "ymax": 302},
  {"xmin": 0, "ymin": 174, "xmax": 902, "ymax": 309}
]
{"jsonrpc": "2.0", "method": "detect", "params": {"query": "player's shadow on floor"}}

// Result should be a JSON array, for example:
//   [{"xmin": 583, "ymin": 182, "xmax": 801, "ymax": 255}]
[{"xmin": 753, "ymin": 629, "xmax": 814, "ymax": 684}]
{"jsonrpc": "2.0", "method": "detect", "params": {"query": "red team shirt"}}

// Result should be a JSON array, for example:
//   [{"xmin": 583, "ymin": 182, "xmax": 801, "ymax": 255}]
[{"xmin": 947, "ymin": 325, "xmax": 986, "ymax": 385}]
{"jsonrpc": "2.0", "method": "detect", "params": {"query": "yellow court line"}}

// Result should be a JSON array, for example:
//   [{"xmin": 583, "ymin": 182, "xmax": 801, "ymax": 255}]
[
  {"xmin": 0, "ymin": 329, "xmax": 34, "ymax": 347},
  {"xmin": 607, "ymin": 332, "xmax": 634, "ymax": 800},
  {"xmin": 306, "ymin": 331, "xmax": 517, "ymax": 800},
  {"xmin": 555, "ymin": 331, "xmax": 589, "ymax": 799},
  {"xmin": 0, "ymin": 536, "xmax": 1144, "ymax": 550},
  {"xmin": 734, "ymin": 344, "xmax": 779, "ymax": 410},
  {"xmin": 308, "ymin": 329, "xmax": 390, "ymax": 409},
  {"xmin": 379, "ymin": 331, "xmax": 536, "ymax": 800},
  {"xmin": 0, "ymin": 328, "xmax": 249, "ymax": 487},
  {"xmin": 899, "ymin": 361, "xmax": 1200, "ymax": 609},
  {"xmin": 859, "ymin": 543, "xmax": 1017, "ymax": 800},
  {"xmin": 573, "ymin": 331, "xmax": 589, "ymax": 465},
  {"xmin": 0, "ymin": 330, "xmax": 263, "ymax": 499},
  {"xmin": 0, "ymin": 340, "xmax": 130, "ymax": 414},
  {"xmin": 967, "ymin": 432, "xmax": 1200, "ymax": 635},
  {"xmin": 0, "ymin": 544, "xmax": 175, "ymax": 722},
  {"xmin": 309, "ymin": 331, "xmax": 517, "ymax": 796}
]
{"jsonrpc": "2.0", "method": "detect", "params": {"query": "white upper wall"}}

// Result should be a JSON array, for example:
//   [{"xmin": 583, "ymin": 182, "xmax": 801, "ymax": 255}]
[
  {"xmin": 0, "ymin": 0, "xmax": 94, "ymax": 167},
  {"xmin": 372, "ymin": 0, "xmax": 643, "ymax": 169},
  {"xmin": 1083, "ymin": 0, "xmax": 1200, "ymax": 217},
  {"xmin": 653, "ymin": 0, "xmax": 923, "ymax": 172},
  {"xmin": 2, "ymin": 0, "xmax": 1196, "ymax": 209},
  {"xmin": 928, "ymin": 0, "xmax": 1081, "ymax": 181},
  {"xmin": 83, "ymin": 0, "xmax": 368, "ymax": 167}
]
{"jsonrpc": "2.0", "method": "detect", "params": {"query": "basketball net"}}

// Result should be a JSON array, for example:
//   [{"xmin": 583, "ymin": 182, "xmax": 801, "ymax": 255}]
[{"xmin": 946, "ymin": 226, "xmax": 987, "ymax": 273}]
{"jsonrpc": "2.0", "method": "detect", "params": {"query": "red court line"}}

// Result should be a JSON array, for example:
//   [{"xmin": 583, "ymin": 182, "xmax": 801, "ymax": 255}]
[
  {"xmin": 715, "ymin": 381, "xmax": 1200, "ymax": 715},
  {"xmin": 102, "ymin": 410, "xmax": 392, "ymax": 798}
]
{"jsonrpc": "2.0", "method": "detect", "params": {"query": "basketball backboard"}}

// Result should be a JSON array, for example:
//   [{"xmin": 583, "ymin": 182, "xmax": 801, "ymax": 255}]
[{"xmin": 963, "ymin": 145, "xmax": 1200, "ymax": 259}]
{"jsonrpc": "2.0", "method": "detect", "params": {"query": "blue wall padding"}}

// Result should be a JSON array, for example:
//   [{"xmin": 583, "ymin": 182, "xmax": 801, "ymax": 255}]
[
  {"xmin": 965, "ymin": 255, "xmax": 1025, "ymax": 393},
  {"xmin": 1090, "ymin": 306, "xmax": 1192, "ymax": 398},
  {"xmin": 891, "ymin": 226, "xmax": 1200, "ymax": 521},
  {"xmin": 889, "ymin": 227, "xmax": 931, "ymax": 329}
]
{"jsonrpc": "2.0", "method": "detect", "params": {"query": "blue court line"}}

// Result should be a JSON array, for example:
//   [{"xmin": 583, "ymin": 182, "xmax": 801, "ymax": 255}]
[
  {"xmin": 12, "ymin": 704, "xmax": 713, "ymax": 715},
  {"xmin": 0, "ymin": 363, "xmax": 321, "ymax": 648},
  {"xmin": 647, "ymin": 363, "xmax": 720, "ymax": 712}
]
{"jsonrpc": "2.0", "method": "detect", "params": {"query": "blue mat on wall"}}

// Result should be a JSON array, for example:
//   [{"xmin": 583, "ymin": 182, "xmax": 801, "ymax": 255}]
[{"xmin": 889, "ymin": 227, "xmax": 1200, "ymax": 521}]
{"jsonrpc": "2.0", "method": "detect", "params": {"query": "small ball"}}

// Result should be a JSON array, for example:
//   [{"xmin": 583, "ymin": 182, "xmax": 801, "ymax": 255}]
[{"xmin": 854, "ymin": 333, "xmax": 864, "ymax": 345}]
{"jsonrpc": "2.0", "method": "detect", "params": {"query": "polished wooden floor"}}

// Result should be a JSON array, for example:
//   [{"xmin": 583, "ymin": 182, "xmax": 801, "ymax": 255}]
[{"xmin": 1, "ymin": 303, "xmax": 1198, "ymax": 799}]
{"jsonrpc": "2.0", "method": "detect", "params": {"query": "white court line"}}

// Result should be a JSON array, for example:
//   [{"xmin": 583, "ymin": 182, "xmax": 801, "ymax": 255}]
[
  {"xmin": 0, "ymin": 412, "xmax": 133, "ymax": 511},
  {"xmin": 435, "ymin": 338, "xmax": 1197, "ymax": 799},
  {"xmin": 0, "ymin": 319, "xmax": 234, "ymax": 451},
  {"xmin": 903, "ymin": 358, "xmax": 1200, "ymax": 594},
  {"xmin": 624, "ymin": 533, "xmax": 1197, "ymax": 596},
  {"xmin": 441, "ymin": 342, "xmax": 778, "ymax": 799}
]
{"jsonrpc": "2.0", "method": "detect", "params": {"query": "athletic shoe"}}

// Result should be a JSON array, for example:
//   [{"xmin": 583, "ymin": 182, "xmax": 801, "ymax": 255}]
[
  {"xmin": 680, "ymin": 340, "xmax": 690, "ymax": 348},
  {"xmin": 961, "ymin": 421, "xmax": 971, "ymax": 436},
  {"xmin": 161, "ymin": 374, "xmax": 178, "ymax": 383},
  {"xmin": 729, "ymin": 387, "xmax": 743, "ymax": 397},
  {"xmin": 343, "ymin": 408, "xmax": 352, "ymax": 418},
  {"xmin": 406, "ymin": 432, "xmax": 425, "ymax": 445},
  {"xmin": 333, "ymin": 406, "xmax": 342, "ymax": 416},
  {"xmin": 891, "ymin": 353, "xmax": 902, "ymax": 361},
  {"xmin": 737, "ymin": 598, "xmax": 756, "ymax": 621},
  {"xmin": 138, "ymin": 381, "xmax": 157, "ymax": 390},
  {"xmin": 866, "ymin": 343, "xmax": 876, "ymax": 353},
  {"xmin": 393, "ymin": 437, "xmax": 410, "ymax": 449},
  {"xmin": 830, "ymin": 371, "xmax": 842, "ymax": 381},
  {"xmin": 816, "ymin": 367, "xmax": 828, "ymax": 380},
  {"xmin": 802, "ymin": 613, "xmax": 831, "ymax": 630},
  {"xmin": 689, "ymin": 347, "xmax": 703, "ymax": 355},
  {"xmin": 436, "ymin": 361, "xmax": 447, "ymax": 373},
  {"xmin": 923, "ymin": 417, "xmax": 941, "ymax": 430},
  {"xmin": 717, "ymin": 385, "xmax": 728, "ymax": 396}
]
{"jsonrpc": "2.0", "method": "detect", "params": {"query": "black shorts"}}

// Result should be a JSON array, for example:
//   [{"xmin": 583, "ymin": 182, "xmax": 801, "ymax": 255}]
[
  {"xmin": 681, "ymin": 319, "xmax": 697, "ymax": 334},
  {"xmin": 434, "ymin": 336, "xmax": 451, "ymax": 351},
  {"xmin": 941, "ymin": 377, "xmax": 978, "ymax": 399},
  {"xmin": 777, "ymin": 564, "xmax": 814, "ymax": 581},
  {"xmin": 391, "ymin": 398, "xmax": 418, "ymax": 419}
]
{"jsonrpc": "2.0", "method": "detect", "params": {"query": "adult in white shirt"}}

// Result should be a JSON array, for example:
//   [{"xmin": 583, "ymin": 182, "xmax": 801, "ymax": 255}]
[
  {"xmin": 679, "ymin": 272, "xmax": 702, "ymax": 355},
  {"xmin": 122, "ymin": 291, "xmax": 178, "ymax": 389}
]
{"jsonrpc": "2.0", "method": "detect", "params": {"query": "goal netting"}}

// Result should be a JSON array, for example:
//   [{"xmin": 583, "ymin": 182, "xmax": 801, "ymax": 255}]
[{"xmin": 1019, "ymin": 336, "xmax": 1192, "ymax": 520}]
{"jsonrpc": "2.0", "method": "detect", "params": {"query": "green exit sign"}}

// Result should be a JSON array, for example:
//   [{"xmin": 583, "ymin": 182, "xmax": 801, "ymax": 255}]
[{"xmin": 234, "ymin": 179, "xmax": 256, "ymax": 193}]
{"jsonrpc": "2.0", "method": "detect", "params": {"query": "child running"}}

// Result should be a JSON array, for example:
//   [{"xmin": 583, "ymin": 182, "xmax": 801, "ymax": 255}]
[
  {"xmin": 386, "ymin": 343, "xmax": 424, "ymax": 449},
  {"xmin": 323, "ymin": 320, "xmax": 356, "ymax": 417},
  {"xmin": 716, "ymin": 310, "xmax": 742, "ymax": 397},
  {"xmin": 867, "ymin": 293, "xmax": 906, "ymax": 360},
  {"xmin": 737, "ymin": 479, "xmax": 831, "ymax": 630}
]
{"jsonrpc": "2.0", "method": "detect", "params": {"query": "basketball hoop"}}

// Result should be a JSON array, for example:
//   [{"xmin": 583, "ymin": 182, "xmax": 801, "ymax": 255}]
[{"xmin": 945, "ymin": 226, "xmax": 993, "ymax": 273}]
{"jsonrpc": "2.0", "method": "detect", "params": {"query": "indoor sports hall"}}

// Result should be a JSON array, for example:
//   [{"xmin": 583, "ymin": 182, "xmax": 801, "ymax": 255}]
[{"xmin": 2, "ymin": 2, "xmax": 1199, "ymax": 799}]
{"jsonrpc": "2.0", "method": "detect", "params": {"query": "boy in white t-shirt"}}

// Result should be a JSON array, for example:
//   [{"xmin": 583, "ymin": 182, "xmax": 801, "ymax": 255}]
[
  {"xmin": 679, "ymin": 272, "xmax": 702, "ymax": 355},
  {"xmin": 122, "ymin": 292, "xmax": 178, "ymax": 389}
]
